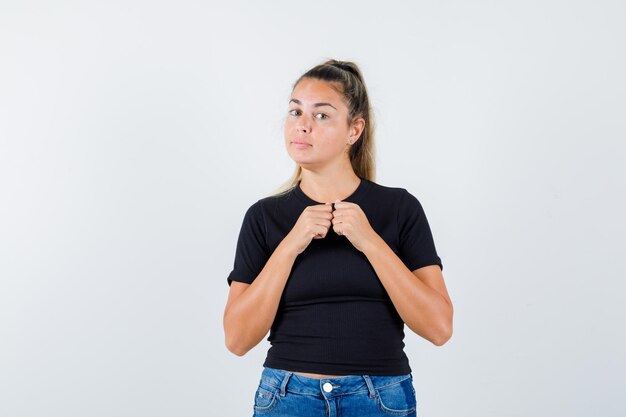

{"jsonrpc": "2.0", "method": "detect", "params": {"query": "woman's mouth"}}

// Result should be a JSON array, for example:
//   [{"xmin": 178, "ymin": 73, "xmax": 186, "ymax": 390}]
[{"xmin": 292, "ymin": 141, "xmax": 311, "ymax": 149}]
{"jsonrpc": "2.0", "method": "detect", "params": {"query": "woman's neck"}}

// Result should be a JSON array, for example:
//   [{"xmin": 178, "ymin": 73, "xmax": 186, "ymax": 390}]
[{"xmin": 298, "ymin": 171, "xmax": 361, "ymax": 203}]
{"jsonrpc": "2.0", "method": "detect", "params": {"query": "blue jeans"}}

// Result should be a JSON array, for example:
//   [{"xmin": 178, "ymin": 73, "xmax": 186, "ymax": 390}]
[{"xmin": 252, "ymin": 367, "xmax": 418, "ymax": 417}]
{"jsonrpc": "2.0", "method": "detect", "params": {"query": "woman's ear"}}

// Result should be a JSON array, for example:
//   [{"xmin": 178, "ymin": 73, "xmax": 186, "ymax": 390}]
[{"xmin": 349, "ymin": 117, "xmax": 365, "ymax": 143}]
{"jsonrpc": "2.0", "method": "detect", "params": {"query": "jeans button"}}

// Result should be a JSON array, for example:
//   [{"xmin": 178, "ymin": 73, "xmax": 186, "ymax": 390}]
[{"xmin": 322, "ymin": 382, "xmax": 333, "ymax": 392}]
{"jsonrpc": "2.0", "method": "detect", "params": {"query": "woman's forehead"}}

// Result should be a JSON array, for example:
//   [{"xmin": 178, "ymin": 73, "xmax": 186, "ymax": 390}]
[{"xmin": 291, "ymin": 79, "xmax": 345, "ymax": 107}]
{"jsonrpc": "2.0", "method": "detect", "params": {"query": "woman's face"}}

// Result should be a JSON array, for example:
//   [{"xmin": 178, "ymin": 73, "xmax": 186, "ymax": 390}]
[{"xmin": 284, "ymin": 78, "xmax": 362, "ymax": 169}]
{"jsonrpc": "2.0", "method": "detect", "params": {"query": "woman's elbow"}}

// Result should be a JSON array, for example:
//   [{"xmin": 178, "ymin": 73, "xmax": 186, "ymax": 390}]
[
  {"xmin": 225, "ymin": 334, "xmax": 251, "ymax": 356},
  {"xmin": 431, "ymin": 330, "xmax": 452, "ymax": 346},
  {"xmin": 431, "ymin": 321, "xmax": 453, "ymax": 346}
]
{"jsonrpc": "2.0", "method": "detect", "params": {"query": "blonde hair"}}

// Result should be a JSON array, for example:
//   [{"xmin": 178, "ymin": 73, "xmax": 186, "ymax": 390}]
[{"xmin": 269, "ymin": 59, "xmax": 377, "ymax": 197}]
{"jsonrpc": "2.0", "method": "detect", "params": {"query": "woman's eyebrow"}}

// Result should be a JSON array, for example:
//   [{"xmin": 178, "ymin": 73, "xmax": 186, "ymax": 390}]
[{"xmin": 289, "ymin": 98, "xmax": 337, "ymax": 110}]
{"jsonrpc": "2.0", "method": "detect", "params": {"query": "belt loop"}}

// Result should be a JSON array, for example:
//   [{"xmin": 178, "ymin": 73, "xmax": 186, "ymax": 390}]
[
  {"xmin": 363, "ymin": 375, "xmax": 376, "ymax": 398},
  {"xmin": 279, "ymin": 371, "xmax": 293, "ymax": 397}
]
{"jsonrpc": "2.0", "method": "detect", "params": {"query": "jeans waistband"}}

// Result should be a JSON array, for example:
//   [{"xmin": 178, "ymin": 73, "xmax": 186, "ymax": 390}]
[{"xmin": 259, "ymin": 367, "xmax": 412, "ymax": 398}]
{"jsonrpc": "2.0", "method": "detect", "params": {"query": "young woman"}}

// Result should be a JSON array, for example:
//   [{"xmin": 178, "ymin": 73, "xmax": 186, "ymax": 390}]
[{"xmin": 223, "ymin": 59, "xmax": 453, "ymax": 417}]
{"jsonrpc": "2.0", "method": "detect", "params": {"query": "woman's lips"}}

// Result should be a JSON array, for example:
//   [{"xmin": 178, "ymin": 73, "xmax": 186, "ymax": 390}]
[{"xmin": 292, "ymin": 141, "xmax": 311, "ymax": 149}]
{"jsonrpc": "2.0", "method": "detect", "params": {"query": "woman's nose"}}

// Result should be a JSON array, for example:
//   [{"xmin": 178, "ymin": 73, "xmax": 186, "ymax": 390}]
[{"xmin": 296, "ymin": 116, "xmax": 311, "ymax": 133}]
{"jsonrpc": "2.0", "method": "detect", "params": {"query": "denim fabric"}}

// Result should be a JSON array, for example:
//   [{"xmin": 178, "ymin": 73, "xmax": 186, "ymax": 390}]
[{"xmin": 252, "ymin": 367, "xmax": 417, "ymax": 417}]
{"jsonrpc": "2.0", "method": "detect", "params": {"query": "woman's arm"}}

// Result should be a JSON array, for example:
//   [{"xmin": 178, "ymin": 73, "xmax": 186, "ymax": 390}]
[
  {"xmin": 223, "ymin": 239, "xmax": 298, "ymax": 356},
  {"xmin": 224, "ymin": 203, "xmax": 334, "ymax": 356},
  {"xmin": 362, "ymin": 235, "xmax": 453, "ymax": 346},
  {"xmin": 330, "ymin": 198, "xmax": 452, "ymax": 346}
]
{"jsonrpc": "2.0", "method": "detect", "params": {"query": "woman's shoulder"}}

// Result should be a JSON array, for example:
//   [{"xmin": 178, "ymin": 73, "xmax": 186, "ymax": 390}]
[
  {"xmin": 362, "ymin": 179, "xmax": 431, "ymax": 217},
  {"xmin": 363, "ymin": 178, "xmax": 414, "ymax": 200},
  {"xmin": 240, "ymin": 185, "xmax": 299, "ymax": 217}
]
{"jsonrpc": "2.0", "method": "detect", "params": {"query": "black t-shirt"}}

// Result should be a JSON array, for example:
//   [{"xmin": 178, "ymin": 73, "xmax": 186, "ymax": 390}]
[{"xmin": 226, "ymin": 176, "xmax": 443, "ymax": 375}]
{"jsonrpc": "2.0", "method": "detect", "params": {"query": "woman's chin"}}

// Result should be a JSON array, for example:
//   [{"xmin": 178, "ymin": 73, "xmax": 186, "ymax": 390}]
[
  {"xmin": 287, "ymin": 152, "xmax": 313, "ymax": 164},
  {"xmin": 291, "ymin": 158, "xmax": 318, "ymax": 168}
]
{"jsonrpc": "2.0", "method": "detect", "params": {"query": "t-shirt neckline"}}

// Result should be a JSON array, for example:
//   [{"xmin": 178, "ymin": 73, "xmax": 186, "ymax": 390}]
[{"xmin": 294, "ymin": 175, "xmax": 369, "ymax": 205}]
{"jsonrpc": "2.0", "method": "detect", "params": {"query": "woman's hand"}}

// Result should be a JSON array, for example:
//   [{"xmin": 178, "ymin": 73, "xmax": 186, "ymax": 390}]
[
  {"xmin": 283, "ymin": 203, "xmax": 334, "ymax": 255},
  {"xmin": 331, "ymin": 200, "xmax": 378, "ymax": 252}
]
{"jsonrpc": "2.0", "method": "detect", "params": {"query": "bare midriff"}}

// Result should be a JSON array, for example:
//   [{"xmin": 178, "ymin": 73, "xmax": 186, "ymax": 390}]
[{"xmin": 291, "ymin": 371, "xmax": 344, "ymax": 379}]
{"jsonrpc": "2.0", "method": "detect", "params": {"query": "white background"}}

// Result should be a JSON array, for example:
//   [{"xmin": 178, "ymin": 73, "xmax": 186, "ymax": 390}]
[{"xmin": 1, "ymin": 1, "xmax": 624, "ymax": 416}]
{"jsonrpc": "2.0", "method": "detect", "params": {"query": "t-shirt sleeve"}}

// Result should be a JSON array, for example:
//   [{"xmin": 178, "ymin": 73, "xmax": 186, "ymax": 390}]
[
  {"xmin": 226, "ymin": 201, "xmax": 271, "ymax": 286},
  {"xmin": 397, "ymin": 189, "xmax": 443, "ymax": 272}
]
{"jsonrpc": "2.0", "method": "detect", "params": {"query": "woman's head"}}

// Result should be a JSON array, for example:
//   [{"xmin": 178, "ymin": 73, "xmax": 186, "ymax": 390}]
[{"xmin": 274, "ymin": 59, "xmax": 376, "ymax": 195}]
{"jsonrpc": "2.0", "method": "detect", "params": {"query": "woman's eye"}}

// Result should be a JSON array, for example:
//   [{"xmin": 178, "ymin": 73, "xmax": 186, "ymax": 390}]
[{"xmin": 288, "ymin": 109, "xmax": 328, "ymax": 120}]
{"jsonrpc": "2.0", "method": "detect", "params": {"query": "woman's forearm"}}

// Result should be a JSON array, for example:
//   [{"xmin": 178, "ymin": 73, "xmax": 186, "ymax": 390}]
[
  {"xmin": 223, "ymin": 239, "xmax": 298, "ymax": 356},
  {"xmin": 362, "ymin": 234, "xmax": 453, "ymax": 346}
]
